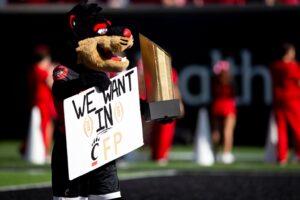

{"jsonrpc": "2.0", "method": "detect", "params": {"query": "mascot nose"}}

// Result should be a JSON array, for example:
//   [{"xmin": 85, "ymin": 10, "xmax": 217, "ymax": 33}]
[{"xmin": 123, "ymin": 28, "xmax": 132, "ymax": 38}]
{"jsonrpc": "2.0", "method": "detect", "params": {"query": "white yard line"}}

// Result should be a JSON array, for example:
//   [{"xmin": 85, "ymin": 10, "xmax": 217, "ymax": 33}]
[
  {"xmin": 0, "ymin": 182, "xmax": 51, "ymax": 192},
  {"xmin": 169, "ymin": 152, "xmax": 263, "ymax": 161},
  {"xmin": 0, "ymin": 170, "xmax": 178, "ymax": 192},
  {"xmin": 0, "ymin": 151, "xmax": 264, "ymax": 192},
  {"xmin": 119, "ymin": 169, "xmax": 178, "ymax": 180}
]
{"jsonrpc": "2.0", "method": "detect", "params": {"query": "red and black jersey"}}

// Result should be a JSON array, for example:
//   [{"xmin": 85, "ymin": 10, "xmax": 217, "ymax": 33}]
[{"xmin": 270, "ymin": 60, "xmax": 300, "ymax": 107}]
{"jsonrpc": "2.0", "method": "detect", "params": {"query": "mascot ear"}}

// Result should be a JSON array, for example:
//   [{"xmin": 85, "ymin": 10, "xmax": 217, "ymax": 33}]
[
  {"xmin": 79, "ymin": 0, "xmax": 88, "ymax": 5},
  {"xmin": 70, "ymin": 0, "xmax": 103, "ymax": 16}
]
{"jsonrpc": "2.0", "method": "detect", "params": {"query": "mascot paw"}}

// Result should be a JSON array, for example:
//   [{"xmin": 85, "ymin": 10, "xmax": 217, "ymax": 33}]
[
  {"xmin": 156, "ymin": 117, "xmax": 174, "ymax": 124},
  {"xmin": 80, "ymin": 72, "xmax": 111, "ymax": 91}
]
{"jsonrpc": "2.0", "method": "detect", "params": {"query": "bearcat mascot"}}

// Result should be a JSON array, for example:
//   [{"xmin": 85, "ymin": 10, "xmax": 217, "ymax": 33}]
[{"xmin": 51, "ymin": 0, "xmax": 133, "ymax": 199}]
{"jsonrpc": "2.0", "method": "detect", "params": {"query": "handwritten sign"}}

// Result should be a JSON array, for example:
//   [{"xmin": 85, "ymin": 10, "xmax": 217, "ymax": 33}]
[{"xmin": 64, "ymin": 67, "xmax": 144, "ymax": 180}]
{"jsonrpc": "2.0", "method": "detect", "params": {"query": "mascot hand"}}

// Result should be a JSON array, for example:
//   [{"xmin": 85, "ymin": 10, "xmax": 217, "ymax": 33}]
[
  {"xmin": 139, "ymin": 99, "xmax": 147, "ymax": 115},
  {"xmin": 80, "ymin": 72, "xmax": 111, "ymax": 91},
  {"xmin": 156, "ymin": 117, "xmax": 174, "ymax": 124}
]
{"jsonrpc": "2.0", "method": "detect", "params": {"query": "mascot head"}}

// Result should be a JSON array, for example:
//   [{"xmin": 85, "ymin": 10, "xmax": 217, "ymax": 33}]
[{"xmin": 67, "ymin": 0, "xmax": 133, "ymax": 72}]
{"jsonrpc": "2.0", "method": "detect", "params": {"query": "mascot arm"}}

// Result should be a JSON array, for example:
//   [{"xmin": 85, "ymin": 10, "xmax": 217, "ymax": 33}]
[
  {"xmin": 52, "ymin": 79, "xmax": 83, "ymax": 101},
  {"xmin": 52, "ymin": 65, "xmax": 81, "ymax": 101},
  {"xmin": 139, "ymin": 99, "xmax": 147, "ymax": 116},
  {"xmin": 52, "ymin": 73, "xmax": 110, "ymax": 101},
  {"xmin": 52, "ymin": 66, "xmax": 110, "ymax": 101},
  {"xmin": 79, "ymin": 72, "xmax": 111, "ymax": 91}
]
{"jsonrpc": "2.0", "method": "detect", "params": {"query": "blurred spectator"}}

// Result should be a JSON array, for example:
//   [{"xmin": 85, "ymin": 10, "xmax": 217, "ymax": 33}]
[
  {"xmin": 265, "ymin": 0, "xmax": 300, "ymax": 6},
  {"xmin": 130, "ymin": 0, "xmax": 161, "ymax": 5},
  {"xmin": 162, "ymin": 0, "xmax": 189, "ymax": 6},
  {"xmin": 269, "ymin": 42, "xmax": 300, "ymax": 165},
  {"xmin": 8, "ymin": 0, "xmax": 107, "ymax": 4},
  {"xmin": 196, "ymin": 0, "xmax": 245, "ymax": 5},
  {"xmin": 21, "ymin": 44, "xmax": 57, "ymax": 162},
  {"xmin": 130, "ymin": 0, "xmax": 201, "ymax": 6},
  {"xmin": 106, "ymin": 0, "xmax": 129, "ymax": 7},
  {"xmin": 137, "ymin": 58, "xmax": 184, "ymax": 165},
  {"xmin": 149, "ymin": 68, "xmax": 184, "ymax": 165},
  {"xmin": 211, "ymin": 60, "xmax": 237, "ymax": 164}
]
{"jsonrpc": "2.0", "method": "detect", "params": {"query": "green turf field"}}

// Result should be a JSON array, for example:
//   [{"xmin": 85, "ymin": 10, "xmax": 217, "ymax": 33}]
[{"xmin": 0, "ymin": 140, "xmax": 299, "ymax": 188}]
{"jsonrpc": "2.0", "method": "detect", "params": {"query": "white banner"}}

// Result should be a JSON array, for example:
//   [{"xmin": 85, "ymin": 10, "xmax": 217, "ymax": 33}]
[{"xmin": 64, "ymin": 67, "xmax": 144, "ymax": 180}]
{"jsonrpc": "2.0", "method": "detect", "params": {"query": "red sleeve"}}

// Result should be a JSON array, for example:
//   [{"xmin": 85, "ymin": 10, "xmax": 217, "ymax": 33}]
[
  {"xmin": 172, "ymin": 68, "xmax": 178, "ymax": 84},
  {"xmin": 285, "ymin": 61, "xmax": 300, "ymax": 80},
  {"xmin": 34, "ymin": 65, "xmax": 49, "ymax": 82},
  {"xmin": 270, "ymin": 60, "xmax": 300, "ymax": 102},
  {"xmin": 270, "ymin": 61, "xmax": 300, "ymax": 84}
]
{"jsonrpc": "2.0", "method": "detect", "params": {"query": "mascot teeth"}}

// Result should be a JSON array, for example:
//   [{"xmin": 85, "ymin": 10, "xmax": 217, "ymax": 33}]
[
  {"xmin": 111, "ymin": 56, "xmax": 126, "ymax": 62},
  {"xmin": 97, "ymin": 28, "xmax": 107, "ymax": 35}
]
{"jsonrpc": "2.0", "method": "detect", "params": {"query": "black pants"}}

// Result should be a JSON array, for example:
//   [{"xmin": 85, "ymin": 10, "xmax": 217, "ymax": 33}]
[{"xmin": 51, "ymin": 134, "xmax": 121, "ymax": 199}]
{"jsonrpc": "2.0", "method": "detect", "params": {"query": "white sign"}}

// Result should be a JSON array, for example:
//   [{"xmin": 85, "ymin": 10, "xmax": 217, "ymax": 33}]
[{"xmin": 64, "ymin": 67, "xmax": 144, "ymax": 180}]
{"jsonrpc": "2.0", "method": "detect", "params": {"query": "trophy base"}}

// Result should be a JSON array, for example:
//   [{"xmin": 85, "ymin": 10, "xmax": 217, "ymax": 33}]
[{"xmin": 144, "ymin": 99, "xmax": 181, "ymax": 122}]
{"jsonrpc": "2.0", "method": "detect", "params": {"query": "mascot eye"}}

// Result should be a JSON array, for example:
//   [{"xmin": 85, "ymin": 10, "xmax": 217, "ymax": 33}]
[
  {"xmin": 93, "ymin": 23, "xmax": 108, "ymax": 35},
  {"xmin": 70, "ymin": 15, "xmax": 76, "ymax": 29}
]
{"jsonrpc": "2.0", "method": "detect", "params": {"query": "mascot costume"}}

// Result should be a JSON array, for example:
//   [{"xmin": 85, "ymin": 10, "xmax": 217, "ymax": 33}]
[{"xmin": 51, "ymin": 0, "xmax": 133, "ymax": 199}]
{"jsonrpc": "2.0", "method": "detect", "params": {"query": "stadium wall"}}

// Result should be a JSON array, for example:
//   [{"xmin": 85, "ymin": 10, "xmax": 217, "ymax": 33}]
[{"xmin": 1, "ymin": 5, "xmax": 300, "ymax": 146}]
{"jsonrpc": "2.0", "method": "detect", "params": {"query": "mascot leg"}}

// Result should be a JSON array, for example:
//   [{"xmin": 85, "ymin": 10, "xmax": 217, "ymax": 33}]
[
  {"xmin": 87, "ymin": 161, "xmax": 122, "ymax": 199},
  {"xmin": 88, "ymin": 193, "xmax": 122, "ymax": 199}
]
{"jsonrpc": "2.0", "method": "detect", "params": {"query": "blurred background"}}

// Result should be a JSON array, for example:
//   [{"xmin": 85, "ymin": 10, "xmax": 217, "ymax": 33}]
[
  {"xmin": 1, "ymin": 0, "xmax": 300, "ymax": 199},
  {"xmin": 1, "ymin": 0, "xmax": 300, "ymax": 147}
]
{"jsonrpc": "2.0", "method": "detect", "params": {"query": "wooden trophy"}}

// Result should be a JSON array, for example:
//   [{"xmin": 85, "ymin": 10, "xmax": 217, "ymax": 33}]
[{"xmin": 139, "ymin": 33, "xmax": 181, "ymax": 121}]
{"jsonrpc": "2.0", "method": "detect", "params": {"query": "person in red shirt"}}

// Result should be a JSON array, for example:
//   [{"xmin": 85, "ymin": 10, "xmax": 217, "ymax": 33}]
[
  {"xmin": 265, "ymin": 0, "xmax": 300, "ymax": 6},
  {"xmin": 211, "ymin": 60, "xmax": 237, "ymax": 164},
  {"xmin": 137, "ymin": 58, "xmax": 184, "ymax": 165},
  {"xmin": 193, "ymin": 0, "xmax": 245, "ymax": 6},
  {"xmin": 270, "ymin": 43, "xmax": 300, "ymax": 165},
  {"xmin": 26, "ymin": 44, "xmax": 57, "ymax": 161},
  {"xmin": 149, "ymin": 68, "xmax": 184, "ymax": 165}
]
